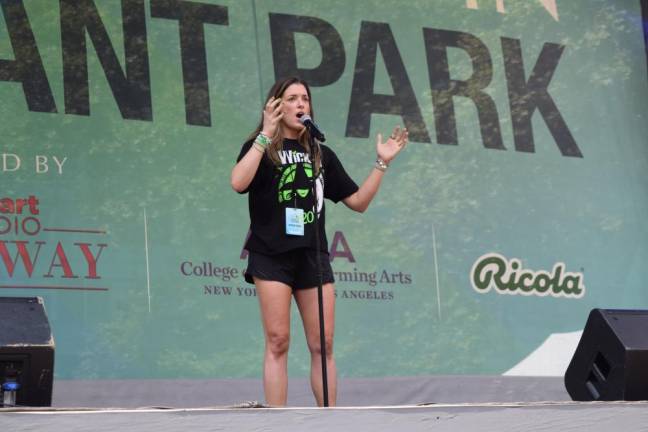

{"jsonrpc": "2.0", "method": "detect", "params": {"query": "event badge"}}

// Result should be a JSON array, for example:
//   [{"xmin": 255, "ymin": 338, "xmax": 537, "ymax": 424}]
[{"xmin": 285, "ymin": 208, "xmax": 305, "ymax": 236}]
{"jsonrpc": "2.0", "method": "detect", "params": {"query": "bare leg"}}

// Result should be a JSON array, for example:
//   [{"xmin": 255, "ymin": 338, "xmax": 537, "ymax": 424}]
[
  {"xmin": 294, "ymin": 283, "xmax": 337, "ymax": 406},
  {"xmin": 254, "ymin": 278, "xmax": 293, "ymax": 406}
]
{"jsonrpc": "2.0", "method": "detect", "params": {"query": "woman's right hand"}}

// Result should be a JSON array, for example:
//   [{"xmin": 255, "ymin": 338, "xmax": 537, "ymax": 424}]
[{"xmin": 262, "ymin": 97, "xmax": 284, "ymax": 137}]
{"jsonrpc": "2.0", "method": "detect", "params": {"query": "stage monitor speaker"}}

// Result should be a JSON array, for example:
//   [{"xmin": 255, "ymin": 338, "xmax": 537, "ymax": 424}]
[
  {"xmin": 0, "ymin": 296, "xmax": 55, "ymax": 407},
  {"xmin": 564, "ymin": 308, "xmax": 648, "ymax": 401}
]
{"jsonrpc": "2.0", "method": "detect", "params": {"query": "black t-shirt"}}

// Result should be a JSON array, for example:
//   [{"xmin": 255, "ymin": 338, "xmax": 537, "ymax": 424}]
[{"xmin": 237, "ymin": 138, "xmax": 359, "ymax": 254}]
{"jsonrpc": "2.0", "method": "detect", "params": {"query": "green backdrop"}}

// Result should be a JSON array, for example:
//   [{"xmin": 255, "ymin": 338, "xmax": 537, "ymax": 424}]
[{"xmin": 1, "ymin": 0, "xmax": 647, "ymax": 379}]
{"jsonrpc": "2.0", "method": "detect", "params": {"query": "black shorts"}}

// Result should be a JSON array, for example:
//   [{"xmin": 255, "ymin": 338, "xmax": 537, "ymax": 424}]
[{"xmin": 244, "ymin": 249, "xmax": 335, "ymax": 290}]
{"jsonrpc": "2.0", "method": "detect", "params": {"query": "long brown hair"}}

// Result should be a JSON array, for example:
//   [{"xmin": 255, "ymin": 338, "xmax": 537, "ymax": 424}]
[{"xmin": 248, "ymin": 77, "xmax": 321, "ymax": 172}]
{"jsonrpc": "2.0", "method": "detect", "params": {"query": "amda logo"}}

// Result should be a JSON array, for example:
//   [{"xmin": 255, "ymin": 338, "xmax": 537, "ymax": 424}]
[{"xmin": 470, "ymin": 253, "xmax": 584, "ymax": 299}]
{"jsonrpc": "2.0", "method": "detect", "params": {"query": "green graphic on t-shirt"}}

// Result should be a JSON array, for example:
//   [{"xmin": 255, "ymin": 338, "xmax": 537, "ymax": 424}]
[{"xmin": 278, "ymin": 162, "xmax": 312, "ymax": 203}]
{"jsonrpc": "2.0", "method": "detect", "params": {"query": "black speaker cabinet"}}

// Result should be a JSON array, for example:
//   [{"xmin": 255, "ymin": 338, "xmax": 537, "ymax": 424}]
[
  {"xmin": 0, "ymin": 297, "xmax": 55, "ymax": 407},
  {"xmin": 564, "ymin": 309, "xmax": 648, "ymax": 401}
]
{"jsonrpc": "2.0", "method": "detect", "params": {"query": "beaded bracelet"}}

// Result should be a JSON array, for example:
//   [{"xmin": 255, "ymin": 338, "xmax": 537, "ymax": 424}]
[
  {"xmin": 375, "ymin": 157, "xmax": 388, "ymax": 172},
  {"xmin": 255, "ymin": 132, "xmax": 271, "ymax": 147}
]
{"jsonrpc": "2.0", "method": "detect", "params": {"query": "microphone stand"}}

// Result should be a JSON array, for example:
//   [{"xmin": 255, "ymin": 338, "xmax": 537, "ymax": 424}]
[{"xmin": 307, "ymin": 132, "xmax": 329, "ymax": 407}]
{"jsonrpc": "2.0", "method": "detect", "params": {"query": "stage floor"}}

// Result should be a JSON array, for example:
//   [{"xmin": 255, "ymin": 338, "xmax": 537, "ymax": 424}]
[
  {"xmin": 3, "ymin": 402, "xmax": 648, "ymax": 432},
  {"xmin": 4, "ymin": 376, "xmax": 646, "ymax": 431}
]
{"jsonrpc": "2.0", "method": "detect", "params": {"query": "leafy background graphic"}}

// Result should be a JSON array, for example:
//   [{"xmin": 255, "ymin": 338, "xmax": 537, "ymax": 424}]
[{"xmin": 0, "ymin": 0, "xmax": 647, "ymax": 379}]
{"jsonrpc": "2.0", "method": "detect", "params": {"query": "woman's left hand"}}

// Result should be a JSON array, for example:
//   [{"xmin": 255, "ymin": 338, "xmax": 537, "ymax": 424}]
[{"xmin": 376, "ymin": 126, "xmax": 409, "ymax": 164}]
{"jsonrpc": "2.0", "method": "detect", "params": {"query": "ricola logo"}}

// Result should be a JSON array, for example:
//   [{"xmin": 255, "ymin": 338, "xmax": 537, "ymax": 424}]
[{"xmin": 470, "ymin": 253, "xmax": 585, "ymax": 299}]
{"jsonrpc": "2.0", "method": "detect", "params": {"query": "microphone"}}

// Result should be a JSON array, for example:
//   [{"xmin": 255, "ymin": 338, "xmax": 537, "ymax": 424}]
[{"xmin": 298, "ymin": 114, "xmax": 326, "ymax": 142}]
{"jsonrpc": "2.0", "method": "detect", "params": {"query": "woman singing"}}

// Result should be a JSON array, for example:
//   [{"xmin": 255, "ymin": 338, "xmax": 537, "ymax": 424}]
[{"xmin": 231, "ymin": 76, "xmax": 408, "ymax": 406}]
